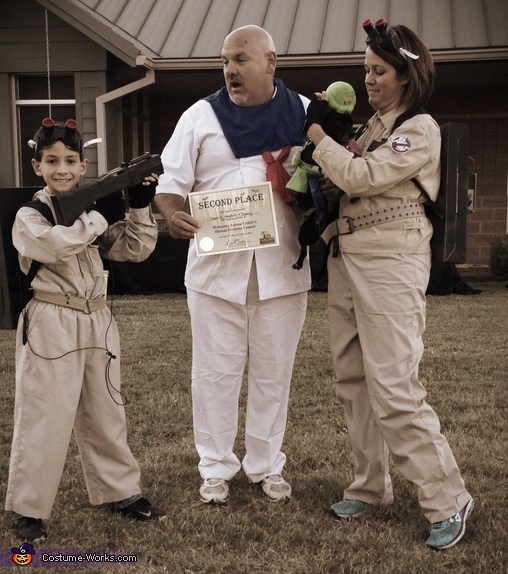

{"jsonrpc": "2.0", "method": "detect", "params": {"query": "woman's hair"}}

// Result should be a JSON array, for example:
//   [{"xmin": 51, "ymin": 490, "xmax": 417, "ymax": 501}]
[
  {"xmin": 31, "ymin": 118, "xmax": 84, "ymax": 161},
  {"xmin": 366, "ymin": 23, "xmax": 435, "ymax": 109}
]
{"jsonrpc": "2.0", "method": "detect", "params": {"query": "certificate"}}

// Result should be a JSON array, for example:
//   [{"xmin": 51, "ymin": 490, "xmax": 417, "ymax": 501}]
[{"xmin": 188, "ymin": 182, "xmax": 279, "ymax": 256}]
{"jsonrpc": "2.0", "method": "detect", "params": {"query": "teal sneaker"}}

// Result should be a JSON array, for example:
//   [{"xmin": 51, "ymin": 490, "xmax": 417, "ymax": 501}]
[
  {"xmin": 426, "ymin": 498, "xmax": 475, "ymax": 550},
  {"xmin": 330, "ymin": 499, "xmax": 367, "ymax": 519}
]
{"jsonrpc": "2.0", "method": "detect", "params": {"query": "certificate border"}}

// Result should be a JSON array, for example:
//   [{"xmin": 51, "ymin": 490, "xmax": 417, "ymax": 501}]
[{"xmin": 188, "ymin": 182, "xmax": 279, "ymax": 256}]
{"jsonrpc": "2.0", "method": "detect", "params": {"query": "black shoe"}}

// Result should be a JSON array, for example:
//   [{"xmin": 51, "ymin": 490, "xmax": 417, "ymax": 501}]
[
  {"xmin": 13, "ymin": 516, "xmax": 47, "ymax": 543},
  {"xmin": 111, "ymin": 497, "xmax": 166, "ymax": 522}
]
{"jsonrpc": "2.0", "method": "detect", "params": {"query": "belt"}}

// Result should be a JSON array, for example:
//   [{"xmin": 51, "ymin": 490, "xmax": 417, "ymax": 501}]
[
  {"xmin": 33, "ymin": 291, "xmax": 107, "ymax": 313},
  {"xmin": 321, "ymin": 202, "xmax": 427, "ymax": 244}
]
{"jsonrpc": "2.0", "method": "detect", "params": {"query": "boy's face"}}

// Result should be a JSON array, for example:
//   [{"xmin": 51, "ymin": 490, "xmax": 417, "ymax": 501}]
[{"xmin": 32, "ymin": 140, "xmax": 88, "ymax": 194}]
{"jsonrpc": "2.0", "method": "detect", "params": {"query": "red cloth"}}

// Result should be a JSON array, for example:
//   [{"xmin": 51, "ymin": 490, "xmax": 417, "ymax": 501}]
[{"xmin": 262, "ymin": 145, "xmax": 294, "ymax": 204}]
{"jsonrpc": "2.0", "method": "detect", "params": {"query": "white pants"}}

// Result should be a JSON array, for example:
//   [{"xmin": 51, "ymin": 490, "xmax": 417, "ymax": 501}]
[
  {"xmin": 5, "ymin": 301, "xmax": 141, "ymax": 519},
  {"xmin": 187, "ymin": 263, "xmax": 307, "ymax": 483}
]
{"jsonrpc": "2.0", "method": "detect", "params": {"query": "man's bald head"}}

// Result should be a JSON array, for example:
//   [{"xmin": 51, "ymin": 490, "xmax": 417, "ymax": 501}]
[
  {"xmin": 223, "ymin": 25, "xmax": 276, "ymax": 55},
  {"xmin": 221, "ymin": 25, "xmax": 277, "ymax": 107}
]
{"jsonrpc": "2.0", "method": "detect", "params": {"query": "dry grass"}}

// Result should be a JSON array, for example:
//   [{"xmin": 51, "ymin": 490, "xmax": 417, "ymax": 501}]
[{"xmin": 0, "ymin": 279, "xmax": 507, "ymax": 573}]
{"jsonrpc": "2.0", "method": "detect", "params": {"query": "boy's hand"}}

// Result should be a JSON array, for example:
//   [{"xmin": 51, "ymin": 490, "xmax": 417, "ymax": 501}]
[
  {"xmin": 94, "ymin": 191, "xmax": 125, "ymax": 225},
  {"xmin": 128, "ymin": 173, "xmax": 158, "ymax": 208}
]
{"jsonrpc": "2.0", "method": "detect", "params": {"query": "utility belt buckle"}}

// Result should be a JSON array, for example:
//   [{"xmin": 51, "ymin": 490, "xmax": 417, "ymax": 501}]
[{"xmin": 337, "ymin": 216, "xmax": 355, "ymax": 235}]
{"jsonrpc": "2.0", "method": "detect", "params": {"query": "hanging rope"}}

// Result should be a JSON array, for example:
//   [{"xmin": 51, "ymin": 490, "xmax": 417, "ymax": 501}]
[{"xmin": 45, "ymin": 9, "xmax": 52, "ymax": 118}]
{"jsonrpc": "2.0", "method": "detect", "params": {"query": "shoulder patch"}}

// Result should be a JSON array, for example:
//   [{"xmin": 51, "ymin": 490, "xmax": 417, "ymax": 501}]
[{"xmin": 389, "ymin": 135, "xmax": 412, "ymax": 153}]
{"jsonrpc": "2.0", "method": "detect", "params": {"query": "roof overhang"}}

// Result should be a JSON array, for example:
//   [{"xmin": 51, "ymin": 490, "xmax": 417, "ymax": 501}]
[
  {"xmin": 36, "ymin": 0, "xmax": 143, "ymax": 64},
  {"xmin": 137, "ymin": 47, "xmax": 508, "ymax": 71},
  {"xmin": 37, "ymin": 0, "xmax": 508, "ymax": 76}
]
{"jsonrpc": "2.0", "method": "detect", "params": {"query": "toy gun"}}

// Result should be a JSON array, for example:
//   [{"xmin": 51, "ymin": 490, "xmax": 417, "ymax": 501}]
[{"xmin": 50, "ymin": 152, "xmax": 163, "ymax": 226}]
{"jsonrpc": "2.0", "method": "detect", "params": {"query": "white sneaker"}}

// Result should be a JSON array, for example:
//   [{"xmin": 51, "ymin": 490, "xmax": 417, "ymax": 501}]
[
  {"xmin": 199, "ymin": 478, "xmax": 229, "ymax": 504},
  {"xmin": 260, "ymin": 474, "xmax": 292, "ymax": 501}
]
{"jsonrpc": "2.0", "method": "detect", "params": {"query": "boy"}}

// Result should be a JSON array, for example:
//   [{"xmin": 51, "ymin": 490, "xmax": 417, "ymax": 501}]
[{"xmin": 5, "ymin": 118, "xmax": 165, "ymax": 543}]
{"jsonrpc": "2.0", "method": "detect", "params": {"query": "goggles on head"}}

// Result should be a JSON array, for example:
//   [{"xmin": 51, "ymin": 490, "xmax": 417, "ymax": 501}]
[
  {"xmin": 363, "ymin": 19, "xmax": 419, "ymax": 61},
  {"xmin": 28, "ymin": 117, "xmax": 83, "ymax": 155}
]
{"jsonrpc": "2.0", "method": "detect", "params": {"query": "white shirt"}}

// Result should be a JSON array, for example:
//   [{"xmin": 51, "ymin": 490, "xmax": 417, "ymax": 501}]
[{"xmin": 156, "ymin": 99, "xmax": 311, "ymax": 304}]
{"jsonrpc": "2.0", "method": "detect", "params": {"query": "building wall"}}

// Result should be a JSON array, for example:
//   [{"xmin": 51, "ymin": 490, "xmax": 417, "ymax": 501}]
[
  {"xmin": 0, "ymin": 74, "xmax": 16, "ymax": 185},
  {"xmin": 0, "ymin": 0, "xmax": 108, "ymax": 185},
  {"xmin": 0, "ymin": 0, "xmax": 107, "ymax": 74},
  {"xmin": 151, "ymin": 83, "xmax": 508, "ymax": 266},
  {"xmin": 74, "ymin": 71, "xmax": 108, "ymax": 180},
  {"xmin": 1, "ymin": 0, "xmax": 506, "ymax": 266},
  {"xmin": 427, "ymin": 87, "xmax": 508, "ymax": 265},
  {"xmin": 468, "ymin": 116, "xmax": 508, "ymax": 263}
]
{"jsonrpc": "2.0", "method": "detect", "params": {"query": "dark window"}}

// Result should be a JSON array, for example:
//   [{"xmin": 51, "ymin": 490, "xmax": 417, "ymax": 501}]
[
  {"xmin": 18, "ymin": 76, "xmax": 75, "ymax": 100},
  {"xmin": 17, "ymin": 75, "xmax": 76, "ymax": 186}
]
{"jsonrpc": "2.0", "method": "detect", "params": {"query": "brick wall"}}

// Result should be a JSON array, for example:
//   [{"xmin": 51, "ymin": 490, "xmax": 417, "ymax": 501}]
[
  {"xmin": 467, "ymin": 117, "xmax": 508, "ymax": 264},
  {"xmin": 430, "ymin": 85, "xmax": 508, "ymax": 266}
]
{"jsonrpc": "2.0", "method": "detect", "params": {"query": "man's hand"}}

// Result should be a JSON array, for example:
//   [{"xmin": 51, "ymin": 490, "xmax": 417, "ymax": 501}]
[
  {"xmin": 168, "ymin": 210, "xmax": 200, "ymax": 239},
  {"xmin": 155, "ymin": 193, "xmax": 200, "ymax": 239}
]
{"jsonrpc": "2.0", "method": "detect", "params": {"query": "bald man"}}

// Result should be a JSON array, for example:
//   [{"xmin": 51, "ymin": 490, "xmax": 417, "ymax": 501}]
[{"xmin": 156, "ymin": 26, "xmax": 310, "ymax": 504}]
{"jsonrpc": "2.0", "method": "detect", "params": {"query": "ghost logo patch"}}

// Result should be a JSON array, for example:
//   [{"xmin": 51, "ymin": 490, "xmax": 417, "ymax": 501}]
[{"xmin": 389, "ymin": 135, "xmax": 411, "ymax": 153}]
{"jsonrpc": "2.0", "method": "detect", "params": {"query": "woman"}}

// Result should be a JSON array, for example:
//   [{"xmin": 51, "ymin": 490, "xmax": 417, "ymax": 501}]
[{"xmin": 305, "ymin": 19, "xmax": 473, "ymax": 550}]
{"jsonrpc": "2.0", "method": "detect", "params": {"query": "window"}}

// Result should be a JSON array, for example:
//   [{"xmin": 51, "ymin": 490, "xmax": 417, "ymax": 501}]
[{"xmin": 15, "ymin": 75, "xmax": 75, "ymax": 186}]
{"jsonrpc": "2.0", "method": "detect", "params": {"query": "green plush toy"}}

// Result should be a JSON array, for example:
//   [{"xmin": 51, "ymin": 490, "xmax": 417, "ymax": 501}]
[
  {"xmin": 288, "ymin": 81, "xmax": 359, "ymax": 270},
  {"xmin": 287, "ymin": 81, "xmax": 357, "ymax": 197}
]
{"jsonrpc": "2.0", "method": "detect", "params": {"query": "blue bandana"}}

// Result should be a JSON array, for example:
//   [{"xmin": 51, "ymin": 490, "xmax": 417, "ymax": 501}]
[{"xmin": 204, "ymin": 78, "xmax": 306, "ymax": 158}]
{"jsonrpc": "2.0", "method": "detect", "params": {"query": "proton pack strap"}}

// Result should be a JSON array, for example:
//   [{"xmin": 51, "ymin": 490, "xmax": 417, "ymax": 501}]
[
  {"xmin": 23, "ymin": 199, "xmax": 55, "ymax": 226},
  {"xmin": 387, "ymin": 108, "xmax": 442, "ymax": 214},
  {"xmin": 387, "ymin": 108, "xmax": 442, "ymax": 215},
  {"xmin": 20, "ymin": 200, "xmax": 56, "ymax": 344},
  {"xmin": 21, "ymin": 200, "xmax": 55, "ymax": 286},
  {"xmin": 24, "ymin": 260, "xmax": 42, "ymax": 295},
  {"xmin": 355, "ymin": 108, "xmax": 436, "ymax": 208},
  {"xmin": 354, "ymin": 106, "xmax": 427, "ymax": 142},
  {"xmin": 389, "ymin": 107, "xmax": 426, "ymax": 135},
  {"xmin": 354, "ymin": 122, "xmax": 368, "ymax": 142}
]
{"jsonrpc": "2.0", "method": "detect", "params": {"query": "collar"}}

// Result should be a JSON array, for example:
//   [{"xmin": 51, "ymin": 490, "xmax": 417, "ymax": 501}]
[{"xmin": 377, "ymin": 106, "xmax": 409, "ymax": 131}]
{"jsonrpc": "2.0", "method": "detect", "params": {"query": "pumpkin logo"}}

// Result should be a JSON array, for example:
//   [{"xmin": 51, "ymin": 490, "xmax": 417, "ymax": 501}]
[{"xmin": 11, "ymin": 543, "xmax": 35, "ymax": 565}]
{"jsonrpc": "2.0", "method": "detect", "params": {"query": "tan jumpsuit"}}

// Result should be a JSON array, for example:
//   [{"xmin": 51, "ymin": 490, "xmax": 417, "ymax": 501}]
[
  {"xmin": 5, "ymin": 187, "xmax": 157, "ymax": 519},
  {"xmin": 313, "ymin": 108, "xmax": 471, "ymax": 523}
]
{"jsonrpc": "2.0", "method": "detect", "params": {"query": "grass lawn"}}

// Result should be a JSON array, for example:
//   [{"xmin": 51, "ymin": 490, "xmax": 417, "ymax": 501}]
[{"xmin": 0, "ymin": 278, "xmax": 506, "ymax": 573}]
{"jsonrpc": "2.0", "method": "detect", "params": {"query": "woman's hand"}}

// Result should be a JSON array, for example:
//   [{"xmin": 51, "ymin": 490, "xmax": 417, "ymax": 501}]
[
  {"xmin": 303, "ymin": 93, "xmax": 329, "ymax": 133},
  {"xmin": 318, "ymin": 176, "xmax": 337, "ymax": 198}
]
